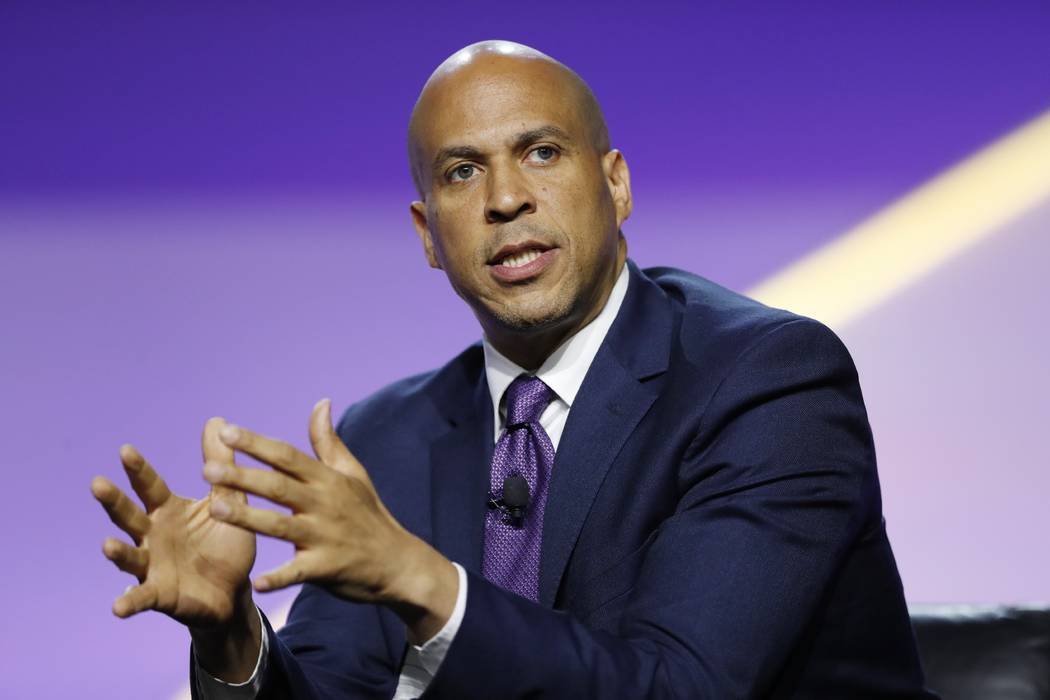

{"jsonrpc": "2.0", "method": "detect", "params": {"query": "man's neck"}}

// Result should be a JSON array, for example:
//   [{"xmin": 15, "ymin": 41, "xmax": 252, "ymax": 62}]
[{"xmin": 485, "ymin": 324, "xmax": 578, "ymax": 373}]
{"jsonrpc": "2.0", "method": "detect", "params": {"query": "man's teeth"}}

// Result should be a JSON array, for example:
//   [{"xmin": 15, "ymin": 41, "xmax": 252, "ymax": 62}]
[{"xmin": 500, "ymin": 250, "xmax": 543, "ymax": 268}]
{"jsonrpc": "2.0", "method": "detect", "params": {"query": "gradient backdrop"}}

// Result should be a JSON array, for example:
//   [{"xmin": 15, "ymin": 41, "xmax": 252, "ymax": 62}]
[{"xmin": 2, "ymin": 3, "xmax": 1048, "ymax": 698}]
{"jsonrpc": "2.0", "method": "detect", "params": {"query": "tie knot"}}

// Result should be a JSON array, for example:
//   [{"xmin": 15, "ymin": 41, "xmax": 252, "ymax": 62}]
[{"xmin": 504, "ymin": 375, "xmax": 555, "ymax": 427}]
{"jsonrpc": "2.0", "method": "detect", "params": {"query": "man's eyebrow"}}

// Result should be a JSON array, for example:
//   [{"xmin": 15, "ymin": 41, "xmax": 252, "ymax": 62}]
[
  {"xmin": 512, "ymin": 125, "xmax": 574, "ymax": 151},
  {"xmin": 433, "ymin": 145, "xmax": 484, "ymax": 170}
]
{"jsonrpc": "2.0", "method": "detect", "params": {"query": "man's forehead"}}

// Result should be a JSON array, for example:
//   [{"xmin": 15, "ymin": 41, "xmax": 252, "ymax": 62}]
[{"xmin": 413, "ymin": 67, "xmax": 585, "ymax": 152}]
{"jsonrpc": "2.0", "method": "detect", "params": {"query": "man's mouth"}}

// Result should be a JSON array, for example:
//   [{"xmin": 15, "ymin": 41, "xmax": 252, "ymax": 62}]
[
  {"xmin": 488, "ymin": 241, "xmax": 555, "ymax": 268},
  {"xmin": 487, "ymin": 241, "xmax": 559, "ymax": 282}
]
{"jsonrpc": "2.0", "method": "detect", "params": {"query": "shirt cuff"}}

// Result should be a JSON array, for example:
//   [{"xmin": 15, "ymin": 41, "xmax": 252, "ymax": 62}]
[
  {"xmin": 415, "ymin": 561, "xmax": 468, "ymax": 677},
  {"xmin": 193, "ymin": 605, "xmax": 268, "ymax": 700}
]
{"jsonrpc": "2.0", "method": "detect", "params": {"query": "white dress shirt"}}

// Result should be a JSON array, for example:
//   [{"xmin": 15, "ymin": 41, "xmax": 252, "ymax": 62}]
[{"xmin": 196, "ymin": 263, "xmax": 630, "ymax": 699}]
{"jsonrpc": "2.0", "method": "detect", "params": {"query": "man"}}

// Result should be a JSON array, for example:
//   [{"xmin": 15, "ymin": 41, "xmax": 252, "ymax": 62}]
[{"xmin": 92, "ymin": 41, "xmax": 937, "ymax": 698}]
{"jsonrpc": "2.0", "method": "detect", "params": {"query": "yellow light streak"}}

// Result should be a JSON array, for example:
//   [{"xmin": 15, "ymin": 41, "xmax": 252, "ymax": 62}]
[{"xmin": 747, "ymin": 110, "xmax": 1050, "ymax": 327}]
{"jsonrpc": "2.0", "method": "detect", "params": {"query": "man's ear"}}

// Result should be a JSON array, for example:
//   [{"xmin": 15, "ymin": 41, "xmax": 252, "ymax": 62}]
[
  {"xmin": 410, "ymin": 201, "xmax": 442, "ymax": 269},
  {"xmin": 602, "ymin": 149, "xmax": 633, "ymax": 228}
]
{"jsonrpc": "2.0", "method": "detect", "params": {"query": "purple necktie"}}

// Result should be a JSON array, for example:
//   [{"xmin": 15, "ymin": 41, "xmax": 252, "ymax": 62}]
[{"xmin": 482, "ymin": 375, "xmax": 556, "ymax": 602}]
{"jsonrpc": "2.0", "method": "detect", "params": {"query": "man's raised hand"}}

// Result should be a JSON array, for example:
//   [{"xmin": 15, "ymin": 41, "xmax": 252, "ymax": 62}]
[
  {"xmin": 203, "ymin": 399, "xmax": 459, "ymax": 644},
  {"xmin": 91, "ymin": 418, "xmax": 257, "ymax": 628}
]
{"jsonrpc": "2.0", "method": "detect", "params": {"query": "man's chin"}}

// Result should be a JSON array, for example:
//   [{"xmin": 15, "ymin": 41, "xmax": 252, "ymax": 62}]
[{"xmin": 484, "ymin": 300, "xmax": 575, "ymax": 336}]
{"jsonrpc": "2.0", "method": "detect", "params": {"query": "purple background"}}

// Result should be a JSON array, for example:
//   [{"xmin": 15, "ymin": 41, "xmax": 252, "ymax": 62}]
[{"xmin": 2, "ymin": 2, "xmax": 1048, "ymax": 697}]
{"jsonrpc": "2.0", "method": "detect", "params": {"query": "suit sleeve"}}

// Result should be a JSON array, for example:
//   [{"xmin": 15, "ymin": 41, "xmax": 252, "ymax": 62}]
[
  {"xmin": 188, "ymin": 585, "xmax": 406, "ymax": 700},
  {"xmin": 423, "ymin": 318, "xmax": 881, "ymax": 699}
]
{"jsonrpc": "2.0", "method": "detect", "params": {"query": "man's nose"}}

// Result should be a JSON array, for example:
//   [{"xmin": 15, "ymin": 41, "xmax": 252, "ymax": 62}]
[{"xmin": 484, "ymin": 165, "xmax": 536, "ymax": 223}]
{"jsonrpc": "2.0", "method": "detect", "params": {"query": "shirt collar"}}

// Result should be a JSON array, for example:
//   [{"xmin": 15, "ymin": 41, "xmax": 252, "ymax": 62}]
[{"xmin": 482, "ymin": 262, "xmax": 630, "ymax": 429}]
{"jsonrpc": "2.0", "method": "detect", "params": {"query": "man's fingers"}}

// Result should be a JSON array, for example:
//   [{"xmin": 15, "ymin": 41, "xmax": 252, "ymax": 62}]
[
  {"xmin": 203, "ymin": 462, "xmax": 309, "ymax": 510},
  {"xmin": 209, "ymin": 498, "xmax": 308, "ymax": 543},
  {"xmin": 119, "ymin": 444, "xmax": 172, "ymax": 513},
  {"xmin": 113, "ymin": 582, "xmax": 158, "ymax": 618},
  {"xmin": 308, "ymin": 398, "xmax": 371, "ymax": 483},
  {"xmin": 254, "ymin": 555, "xmax": 316, "ymax": 593},
  {"xmin": 92, "ymin": 476, "xmax": 150, "ymax": 544},
  {"xmin": 219, "ymin": 424, "xmax": 322, "ymax": 481},
  {"xmin": 102, "ymin": 537, "xmax": 149, "ymax": 579}
]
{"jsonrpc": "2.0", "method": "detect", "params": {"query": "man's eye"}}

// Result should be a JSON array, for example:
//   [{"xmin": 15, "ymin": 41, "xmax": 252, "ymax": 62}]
[
  {"xmin": 531, "ymin": 146, "xmax": 558, "ymax": 162},
  {"xmin": 449, "ymin": 164, "xmax": 476, "ymax": 182}
]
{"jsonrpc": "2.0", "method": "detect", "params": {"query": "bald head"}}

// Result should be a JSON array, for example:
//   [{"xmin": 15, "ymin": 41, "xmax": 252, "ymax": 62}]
[{"xmin": 407, "ymin": 41, "xmax": 610, "ymax": 196}]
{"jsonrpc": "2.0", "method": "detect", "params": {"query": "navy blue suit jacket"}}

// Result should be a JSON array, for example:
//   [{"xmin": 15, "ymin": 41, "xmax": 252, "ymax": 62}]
[{"xmin": 192, "ymin": 260, "xmax": 936, "ymax": 698}]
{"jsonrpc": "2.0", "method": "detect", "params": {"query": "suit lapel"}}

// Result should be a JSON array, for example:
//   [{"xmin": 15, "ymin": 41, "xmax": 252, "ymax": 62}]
[
  {"xmin": 429, "ymin": 355, "xmax": 494, "ymax": 575},
  {"xmin": 538, "ymin": 261, "xmax": 672, "ymax": 607},
  {"xmin": 538, "ymin": 356, "xmax": 659, "ymax": 606}
]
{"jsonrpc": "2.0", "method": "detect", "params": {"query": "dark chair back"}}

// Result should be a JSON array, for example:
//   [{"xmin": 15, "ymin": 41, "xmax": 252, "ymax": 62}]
[{"xmin": 910, "ymin": 604, "xmax": 1050, "ymax": 699}]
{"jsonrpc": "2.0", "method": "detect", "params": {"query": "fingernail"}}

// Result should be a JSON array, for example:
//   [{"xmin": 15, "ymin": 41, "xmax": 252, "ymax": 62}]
[
  {"xmin": 219, "ymin": 425, "xmax": 240, "ymax": 444},
  {"xmin": 211, "ymin": 499, "xmax": 231, "ymax": 519},
  {"xmin": 203, "ymin": 461, "xmax": 225, "ymax": 482}
]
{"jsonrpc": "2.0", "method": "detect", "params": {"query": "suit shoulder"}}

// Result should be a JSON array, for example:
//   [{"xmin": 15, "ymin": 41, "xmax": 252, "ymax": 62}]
[
  {"xmin": 641, "ymin": 265, "xmax": 849, "ymax": 366},
  {"xmin": 335, "ymin": 342, "xmax": 483, "ymax": 441}
]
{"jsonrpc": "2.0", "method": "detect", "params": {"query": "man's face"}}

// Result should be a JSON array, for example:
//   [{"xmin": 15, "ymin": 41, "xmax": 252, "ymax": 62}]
[{"xmin": 410, "ymin": 56, "xmax": 631, "ymax": 341}]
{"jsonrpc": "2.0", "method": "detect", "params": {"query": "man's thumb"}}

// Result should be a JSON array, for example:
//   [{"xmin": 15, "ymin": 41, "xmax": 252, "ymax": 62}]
[
  {"xmin": 310, "ymin": 398, "xmax": 371, "ymax": 482},
  {"xmin": 202, "ymin": 416, "xmax": 235, "ymax": 465},
  {"xmin": 203, "ymin": 416, "xmax": 245, "ymax": 502},
  {"xmin": 309, "ymin": 398, "xmax": 342, "ymax": 463}
]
